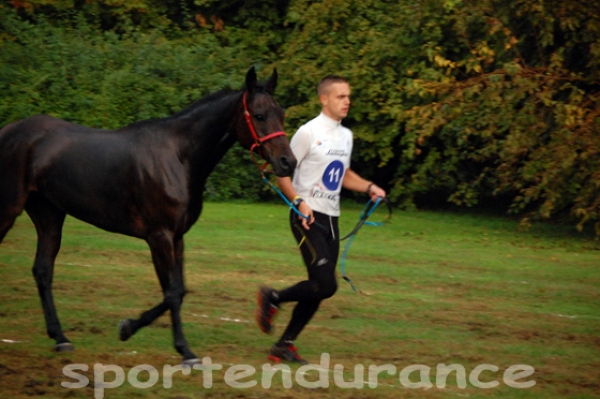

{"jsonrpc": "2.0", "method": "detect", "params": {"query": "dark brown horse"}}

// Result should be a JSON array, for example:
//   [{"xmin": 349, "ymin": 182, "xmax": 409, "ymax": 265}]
[{"xmin": 0, "ymin": 67, "xmax": 296, "ymax": 364}]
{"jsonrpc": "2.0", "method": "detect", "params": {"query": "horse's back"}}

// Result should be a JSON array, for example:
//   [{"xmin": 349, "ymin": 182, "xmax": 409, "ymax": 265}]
[
  {"xmin": 0, "ymin": 115, "xmax": 123, "ymax": 222},
  {"xmin": 0, "ymin": 114, "xmax": 102, "ymax": 186},
  {"xmin": 0, "ymin": 115, "xmax": 71, "ymax": 220},
  {"xmin": 0, "ymin": 114, "xmax": 196, "ymax": 238},
  {"xmin": 0, "ymin": 115, "xmax": 104, "ymax": 158},
  {"xmin": 0, "ymin": 115, "xmax": 64, "ymax": 172}
]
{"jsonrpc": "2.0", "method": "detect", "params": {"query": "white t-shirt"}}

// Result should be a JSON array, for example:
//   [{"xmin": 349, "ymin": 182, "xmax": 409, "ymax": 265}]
[{"xmin": 290, "ymin": 112, "xmax": 353, "ymax": 216}]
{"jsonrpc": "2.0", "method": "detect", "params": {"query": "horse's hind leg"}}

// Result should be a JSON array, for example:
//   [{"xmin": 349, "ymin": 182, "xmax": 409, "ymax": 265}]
[{"xmin": 25, "ymin": 193, "xmax": 72, "ymax": 351}]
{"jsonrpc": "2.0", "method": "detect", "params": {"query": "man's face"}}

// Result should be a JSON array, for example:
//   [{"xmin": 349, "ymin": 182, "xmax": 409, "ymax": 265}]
[{"xmin": 321, "ymin": 82, "xmax": 351, "ymax": 121}]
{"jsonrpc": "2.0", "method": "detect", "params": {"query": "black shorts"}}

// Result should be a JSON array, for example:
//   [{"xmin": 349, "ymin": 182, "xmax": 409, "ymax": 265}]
[{"xmin": 289, "ymin": 209, "xmax": 339, "ymax": 299}]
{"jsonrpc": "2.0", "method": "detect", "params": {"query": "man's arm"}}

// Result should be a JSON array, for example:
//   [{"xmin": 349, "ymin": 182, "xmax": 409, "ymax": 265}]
[
  {"xmin": 276, "ymin": 176, "xmax": 314, "ymax": 229},
  {"xmin": 342, "ymin": 169, "xmax": 386, "ymax": 200}
]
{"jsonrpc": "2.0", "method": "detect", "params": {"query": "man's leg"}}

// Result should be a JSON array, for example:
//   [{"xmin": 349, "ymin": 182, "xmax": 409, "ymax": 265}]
[{"xmin": 257, "ymin": 211, "xmax": 339, "ymax": 363}]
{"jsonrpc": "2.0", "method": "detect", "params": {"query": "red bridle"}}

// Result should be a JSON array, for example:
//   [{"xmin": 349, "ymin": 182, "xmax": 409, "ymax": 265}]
[{"xmin": 242, "ymin": 91, "xmax": 287, "ymax": 171}]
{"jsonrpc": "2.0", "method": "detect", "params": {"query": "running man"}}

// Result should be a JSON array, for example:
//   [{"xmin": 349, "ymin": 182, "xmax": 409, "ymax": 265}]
[{"xmin": 256, "ymin": 75, "xmax": 386, "ymax": 364}]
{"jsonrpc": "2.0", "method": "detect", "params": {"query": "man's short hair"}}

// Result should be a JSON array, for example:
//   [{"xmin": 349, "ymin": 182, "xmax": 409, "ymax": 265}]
[{"xmin": 317, "ymin": 75, "xmax": 348, "ymax": 96}]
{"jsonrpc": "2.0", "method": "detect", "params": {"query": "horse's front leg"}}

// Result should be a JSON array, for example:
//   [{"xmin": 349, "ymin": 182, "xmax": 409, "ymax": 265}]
[{"xmin": 119, "ymin": 232, "xmax": 199, "ymax": 364}]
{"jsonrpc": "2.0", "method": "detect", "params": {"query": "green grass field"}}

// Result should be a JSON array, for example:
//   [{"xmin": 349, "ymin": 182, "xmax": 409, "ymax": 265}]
[{"xmin": 0, "ymin": 202, "xmax": 599, "ymax": 398}]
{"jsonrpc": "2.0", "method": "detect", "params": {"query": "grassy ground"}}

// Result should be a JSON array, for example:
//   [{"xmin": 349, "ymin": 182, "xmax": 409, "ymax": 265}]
[{"xmin": 0, "ymin": 201, "xmax": 599, "ymax": 398}]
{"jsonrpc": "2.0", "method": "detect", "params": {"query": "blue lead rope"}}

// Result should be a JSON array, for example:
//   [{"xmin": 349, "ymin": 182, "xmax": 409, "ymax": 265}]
[
  {"xmin": 262, "ymin": 174, "xmax": 391, "ymax": 293},
  {"xmin": 262, "ymin": 175, "xmax": 310, "ymax": 220},
  {"xmin": 340, "ymin": 197, "xmax": 392, "ymax": 294}
]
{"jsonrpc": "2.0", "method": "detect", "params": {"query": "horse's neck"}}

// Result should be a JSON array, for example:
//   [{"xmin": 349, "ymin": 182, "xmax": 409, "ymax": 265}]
[{"xmin": 170, "ymin": 91, "xmax": 242, "ymax": 185}]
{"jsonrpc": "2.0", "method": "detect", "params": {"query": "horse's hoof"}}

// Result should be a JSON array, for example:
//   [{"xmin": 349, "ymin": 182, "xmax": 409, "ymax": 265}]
[
  {"xmin": 55, "ymin": 342, "xmax": 75, "ymax": 352},
  {"xmin": 182, "ymin": 357, "xmax": 202, "ymax": 367},
  {"xmin": 118, "ymin": 319, "xmax": 134, "ymax": 341}
]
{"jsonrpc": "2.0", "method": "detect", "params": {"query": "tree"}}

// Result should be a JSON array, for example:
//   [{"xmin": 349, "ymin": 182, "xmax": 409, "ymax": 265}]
[
  {"xmin": 276, "ymin": 0, "xmax": 600, "ymax": 234},
  {"xmin": 2, "ymin": 0, "xmax": 598, "ymax": 233}
]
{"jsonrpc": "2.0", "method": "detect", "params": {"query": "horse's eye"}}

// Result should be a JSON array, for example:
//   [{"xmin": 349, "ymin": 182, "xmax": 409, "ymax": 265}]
[{"xmin": 254, "ymin": 114, "xmax": 265, "ymax": 122}]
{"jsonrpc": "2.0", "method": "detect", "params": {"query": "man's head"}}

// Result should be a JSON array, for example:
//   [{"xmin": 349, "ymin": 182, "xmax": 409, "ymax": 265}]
[{"xmin": 318, "ymin": 75, "xmax": 351, "ymax": 122}]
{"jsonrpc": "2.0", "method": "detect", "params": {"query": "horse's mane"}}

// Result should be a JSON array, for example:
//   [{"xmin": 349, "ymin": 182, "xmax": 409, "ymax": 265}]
[
  {"xmin": 120, "ymin": 82, "xmax": 273, "ymax": 131},
  {"xmin": 169, "ymin": 89, "xmax": 240, "ymax": 119},
  {"xmin": 119, "ymin": 88, "xmax": 239, "ymax": 131}
]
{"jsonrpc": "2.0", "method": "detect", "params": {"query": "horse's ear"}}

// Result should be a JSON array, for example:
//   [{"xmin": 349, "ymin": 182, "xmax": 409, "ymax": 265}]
[
  {"xmin": 265, "ymin": 68, "xmax": 278, "ymax": 95},
  {"xmin": 245, "ymin": 67, "xmax": 257, "ymax": 93}
]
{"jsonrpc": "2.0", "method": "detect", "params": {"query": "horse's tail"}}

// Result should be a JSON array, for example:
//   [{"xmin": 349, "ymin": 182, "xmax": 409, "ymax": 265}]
[
  {"xmin": 0, "ymin": 119, "xmax": 31, "ymax": 244},
  {"xmin": 0, "ymin": 120, "xmax": 17, "ymax": 138}
]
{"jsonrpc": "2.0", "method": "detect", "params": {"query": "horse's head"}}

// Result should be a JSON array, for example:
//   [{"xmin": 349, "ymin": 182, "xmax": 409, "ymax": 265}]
[{"xmin": 236, "ymin": 67, "xmax": 297, "ymax": 177}]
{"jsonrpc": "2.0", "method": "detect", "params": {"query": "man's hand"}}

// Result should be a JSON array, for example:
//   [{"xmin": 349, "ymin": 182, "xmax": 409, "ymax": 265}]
[
  {"xmin": 298, "ymin": 201, "xmax": 314, "ymax": 230},
  {"xmin": 368, "ymin": 183, "xmax": 386, "ymax": 202}
]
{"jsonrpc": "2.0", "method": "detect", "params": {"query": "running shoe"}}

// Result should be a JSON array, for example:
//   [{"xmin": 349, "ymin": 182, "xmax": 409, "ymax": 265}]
[
  {"xmin": 256, "ymin": 286, "xmax": 278, "ymax": 334},
  {"xmin": 268, "ymin": 342, "xmax": 308, "ymax": 365}
]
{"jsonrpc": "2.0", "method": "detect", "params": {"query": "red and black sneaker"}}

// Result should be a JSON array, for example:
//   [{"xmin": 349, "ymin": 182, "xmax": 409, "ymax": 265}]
[
  {"xmin": 268, "ymin": 342, "xmax": 308, "ymax": 365},
  {"xmin": 256, "ymin": 286, "xmax": 279, "ymax": 334}
]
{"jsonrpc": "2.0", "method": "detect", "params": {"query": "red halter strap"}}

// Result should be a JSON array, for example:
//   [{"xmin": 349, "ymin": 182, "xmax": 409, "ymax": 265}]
[{"xmin": 242, "ymin": 91, "xmax": 287, "ymax": 154}]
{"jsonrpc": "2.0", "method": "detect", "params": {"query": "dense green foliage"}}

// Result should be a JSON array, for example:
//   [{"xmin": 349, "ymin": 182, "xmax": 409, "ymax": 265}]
[{"xmin": 1, "ymin": 0, "xmax": 598, "ymax": 233}]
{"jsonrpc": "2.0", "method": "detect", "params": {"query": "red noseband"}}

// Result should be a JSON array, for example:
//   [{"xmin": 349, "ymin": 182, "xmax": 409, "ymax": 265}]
[
  {"xmin": 243, "ymin": 91, "xmax": 286, "ymax": 153},
  {"xmin": 243, "ymin": 91, "xmax": 287, "ymax": 172}
]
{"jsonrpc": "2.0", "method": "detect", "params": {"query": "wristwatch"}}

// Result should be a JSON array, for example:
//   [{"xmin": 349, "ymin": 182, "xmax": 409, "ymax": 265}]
[{"xmin": 292, "ymin": 196, "xmax": 304, "ymax": 207}]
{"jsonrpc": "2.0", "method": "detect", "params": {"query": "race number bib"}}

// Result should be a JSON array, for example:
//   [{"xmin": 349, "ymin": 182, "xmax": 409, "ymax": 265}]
[{"xmin": 322, "ymin": 160, "xmax": 344, "ymax": 191}]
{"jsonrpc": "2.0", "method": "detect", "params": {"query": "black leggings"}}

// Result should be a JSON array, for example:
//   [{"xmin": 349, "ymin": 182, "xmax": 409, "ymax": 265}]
[{"xmin": 276, "ymin": 210, "xmax": 340, "ymax": 342}]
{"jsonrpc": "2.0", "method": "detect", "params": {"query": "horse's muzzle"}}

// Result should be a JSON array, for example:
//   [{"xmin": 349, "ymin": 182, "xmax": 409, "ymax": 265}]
[{"xmin": 273, "ymin": 154, "xmax": 297, "ymax": 177}]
